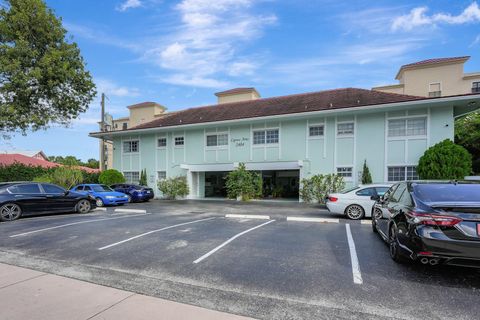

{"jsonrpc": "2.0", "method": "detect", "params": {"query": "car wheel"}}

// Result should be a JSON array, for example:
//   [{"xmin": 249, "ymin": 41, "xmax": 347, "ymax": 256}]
[
  {"xmin": 76, "ymin": 199, "xmax": 91, "ymax": 214},
  {"xmin": 0, "ymin": 203, "xmax": 22, "ymax": 221},
  {"xmin": 345, "ymin": 204, "xmax": 365, "ymax": 220},
  {"xmin": 372, "ymin": 208, "xmax": 382, "ymax": 233},
  {"xmin": 96, "ymin": 198, "xmax": 104, "ymax": 207},
  {"xmin": 389, "ymin": 224, "xmax": 408, "ymax": 263}
]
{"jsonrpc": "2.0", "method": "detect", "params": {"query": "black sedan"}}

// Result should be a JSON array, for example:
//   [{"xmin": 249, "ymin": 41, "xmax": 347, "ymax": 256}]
[
  {"xmin": 110, "ymin": 183, "xmax": 154, "ymax": 202},
  {"xmin": 0, "ymin": 182, "xmax": 96, "ymax": 222},
  {"xmin": 372, "ymin": 181, "xmax": 480, "ymax": 268}
]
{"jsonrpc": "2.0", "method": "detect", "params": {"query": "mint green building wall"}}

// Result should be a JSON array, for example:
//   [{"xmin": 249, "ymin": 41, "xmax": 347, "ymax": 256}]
[{"xmin": 110, "ymin": 103, "xmax": 455, "ymax": 198}]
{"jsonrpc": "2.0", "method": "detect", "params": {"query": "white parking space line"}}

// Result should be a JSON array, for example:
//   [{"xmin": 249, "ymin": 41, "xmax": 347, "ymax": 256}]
[
  {"xmin": 114, "ymin": 208, "xmax": 147, "ymax": 214},
  {"xmin": 9, "ymin": 213, "xmax": 151, "ymax": 238},
  {"xmin": 98, "ymin": 217, "xmax": 216, "ymax": 251},
  {"xmin": 345, "ymin": 224, "xmax": 363, "ymax": 285},
  {"xmin": 225, "ymin": 214, "xmax": 270, "ymax": 220},
  {"xmin": 360, "ymin": 220, "xmax": 372, "ymax": 225},
  {"xmin": 193, "ymin": 219, "xmax": 275, "ymax": 264},
  {"xmin": 287, "ymin": 217, "xmax": 339, "ymax": 223}
]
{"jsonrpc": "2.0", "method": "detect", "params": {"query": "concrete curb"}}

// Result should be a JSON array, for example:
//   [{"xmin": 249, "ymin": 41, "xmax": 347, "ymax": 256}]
[
  {"xmin": 114, "ymin": 209, "xmax": 147, "ymax": 214},
  {"xmin": 93, "ymin": 208, "xmax": 107, "ymax": 212},
  {"xmin": 360, "ymin": 220, "xmax": 372, "ymax": 225},
  {"xmin": 225, "ymin": 214, "xmax": 270, "ymax": 220},
  {"xmin": 286, "ymin": 217, "xmax": 339, "ymax": 223}
]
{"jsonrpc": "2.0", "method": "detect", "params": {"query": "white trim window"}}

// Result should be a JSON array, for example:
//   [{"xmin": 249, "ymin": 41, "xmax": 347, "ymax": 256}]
[
  {"xmin": 123, "ymin": 140, "xmax": 139, "ymax": 153},
  {"xmin": 387, "ymin": 166, "xmax": 418, "ymax": 182},
  {"xmin": 309, "ymin": 124, "xmax": 324, "ymax": 137},
  {"xmin": 206, "ymin": 133, "xmax": 228, "ymax": 147},
  {"xmin": 253, "ymin": 129, "xmax": 279, "ymax": 145},
  {"xmin": 157, "ymin": 137, "xmax": 167, "ymax": 148},
  {"xmin": 388, "ymin": 117, "xmax": 426, "ymax": 137},
  {"xmin": 336, "ymin": 167, "xmax": 353, "ymax": 180},
  {"xmin": 428, "ymin": 82, "xmax": 441, "ymax": 97},
  {"xmin": 174, "ymin": 136, "xmax": 184, "ymax": 147},
  {"xmin": 157, "ymin": 171, "xmax": 166, "ymax": 180},
  {"xmin": 337, "ymin": 122, "xmax": 354, "ymax": 136},
  {"xmin": 123, "ymin": 171, "xmax": 140, "ymax": 184},
  {"xmin": 472, "ymin": 81, "xmax": 480, "ymax": 93}
]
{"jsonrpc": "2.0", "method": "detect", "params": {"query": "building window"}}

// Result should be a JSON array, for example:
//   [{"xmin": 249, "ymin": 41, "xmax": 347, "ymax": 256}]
[
  {"xmin": 174, "ymin": 136, "xmax": 184, "ymax": 146},
  {"xmin": 157, "ymin": 137, "xmax": 167, "ymax": 148},
  {"xmin": 428, "ymin": 83, "xmax": 441, "ymax": 97},
  {"xmin": 337, "ymin": 122, "xmax": 354, "ymax": 136},
  {"xmin": 336, "ymin": 167, "xmax": 353, "ymax": 178},
  {"xmin": 472, "ymin": 82, "xmax": 480, "ymax": 93},
  {"xmin": 206, "ymin": 133, "xmax": 228, "ymax": 147},
  {"xmin": 253, "ymin": 129, "xmax": 279, "ymax": 145},
  {"xmin": 309, "ymin": 125, "xmax": 324, "ymax": 137},
  {"xmin": 123, "ymin": 171, "xmax": 140, "ymax": 184},
  {"xmin": 123, "ymin": 140, "xmax": 139, "ymax": 153},
  {"xmin": 388, "ymin": 166, "xmax": 418, "ymax": 182},
  {"xmin": 388, "ymin": 118, "xmax": 426, "ymax": 137},
  {"xmin": 157, "ymin": 171, "xmax": 166, "ymax": 180},
  {"xmin": 122, "ymin": 122, "xmax": 128, "ymax": 130}
]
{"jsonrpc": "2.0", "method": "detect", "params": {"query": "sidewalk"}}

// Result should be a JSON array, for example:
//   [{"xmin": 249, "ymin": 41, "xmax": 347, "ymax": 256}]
[{"xmin": 0, "ymin": 263, "xmax": 252, "ymax": 320}]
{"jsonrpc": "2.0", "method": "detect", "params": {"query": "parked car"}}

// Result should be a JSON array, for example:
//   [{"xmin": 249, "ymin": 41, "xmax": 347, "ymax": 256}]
[
  {"xmin": 326, "ymin": 184, "xmax": 392, "ymax": 220},
  {"xmin": 0, "ymin": 182, "xmax": 95, "ymax": 221},
  {"xmin": 71, "ymin": 184, "xmax": 129, "ymax": 207},
  {"xmin": 110, "ymin": 184, "xmax": 154, "ymax": 202},
  {"xmin": 371, "ymin": 181, "xmax": 480, "ymax": 268}
]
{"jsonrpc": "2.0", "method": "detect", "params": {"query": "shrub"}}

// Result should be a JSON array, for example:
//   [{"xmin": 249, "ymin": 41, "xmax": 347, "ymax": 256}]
[
  {"xmin": 417, "ymin": 139, "xmax": 472, "ymax": 180},
  {"xmin": 139, "ymin": 169, "xmax": 147, "ymax": 186},
  {"xmin": 300, "ymin": 174, "xmax": 345, "ymax": 204},
  {"xmin": 34, "ymin": 166, "xmax": 84, "ymax": 189},
  {"xmin": 361, "ymin": 160, "xmax": 372, "ymax": 184},
  {"xmin": 225, "ymin": 163, "xmax": 262, "ymax": 201},
  {"xmin": 82, "ymin": 171, "xmax": 100, "ymax": 184},
  {"xmin": 0, "ymin": 163, "xmax": 54, "ymax": 182},
  {"xmin": 157, "ymin": 176, "xmax": 189, "ymax": 199},
  {"xmin": 98, "ymin": 169, "xmax": 125, "ymax": 185}
]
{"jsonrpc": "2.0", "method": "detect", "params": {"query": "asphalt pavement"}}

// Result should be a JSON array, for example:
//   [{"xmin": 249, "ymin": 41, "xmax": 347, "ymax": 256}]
[{"xmin": 0, "ymin": 200, "xmax": 479, "ymax": 320}]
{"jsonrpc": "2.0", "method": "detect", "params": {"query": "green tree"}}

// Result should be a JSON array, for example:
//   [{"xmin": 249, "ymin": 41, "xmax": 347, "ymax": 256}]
[
  {"xmin": 34, "ymin": 166, "xmax": 83, "ymax": 189},
  {"xmin": 225, "ymin": 163, "xmax": 262, "ymax": 201},
  {"xmin": 417, "ymin": 139, "xmax": 472, "ymax": 180},
  {"xmin": 361, "ymin": 160, "xmax": 372, "ymax": 184},
  {"xmin": 455, "ymin": 112, "xmax": 480, "ymax": 173},
  {"xmin": 300, "ymin": 174, "xmax": 345, "ymax": 204},
  {"xmin": 85, "ymin": 158, "xmax": 99, "ymax": 169},
  {"xmin": 157, "ymin": 176, "xmax": 189, "ymax": 200},
  {"xmin": 98, "ymin": 169, "xmax": 125, "ymax": 185},
  {"xmin": 139, "ymin": 169, "xmax": 147, "ymax": 186},
  {"xmin": 0, "ymin": 0, "xmax": 96, "ymax": 135}
]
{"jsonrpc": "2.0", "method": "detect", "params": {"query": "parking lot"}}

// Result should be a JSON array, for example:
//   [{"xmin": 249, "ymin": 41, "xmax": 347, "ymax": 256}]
[{"xmin": 1, "ymin": 200, "xmax": 479, "ymax": 320}]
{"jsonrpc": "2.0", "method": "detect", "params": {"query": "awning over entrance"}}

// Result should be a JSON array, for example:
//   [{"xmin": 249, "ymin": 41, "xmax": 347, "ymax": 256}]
[{"xmin": 181, "ymin": 160, "xmax": 304, "ymax": 172}]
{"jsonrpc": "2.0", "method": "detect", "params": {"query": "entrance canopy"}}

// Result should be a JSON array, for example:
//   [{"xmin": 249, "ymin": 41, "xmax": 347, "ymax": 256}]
[{"xmin": 181, "ymin": 161, "xmax": 304, "ymax": 172}]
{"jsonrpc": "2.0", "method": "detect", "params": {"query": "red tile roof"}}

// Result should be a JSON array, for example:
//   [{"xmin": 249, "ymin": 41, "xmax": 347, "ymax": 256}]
[
  {"xmin": 215, "ymin": 87, "xmax": 258, "ymax": 96},
  {"xmin": 125, "ymin": 88, "xmax": 423, "ymax": 131},
  {"xmin": 400, "ymin": 56, "xmax": 470, "ymax": 69},
  {"xmin": 0, "ymin": 154, "xmax": 100, "ymax": 173}
]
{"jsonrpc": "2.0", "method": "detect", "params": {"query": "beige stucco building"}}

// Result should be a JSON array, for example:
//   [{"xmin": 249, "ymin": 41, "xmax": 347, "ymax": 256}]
[
  {"xmin": 373, "ymin": 56, "xmax": 480, "ymax": 97},
  {"xmin": 99, "ymin": 102, "xmax": 166, "ymax": 170}
]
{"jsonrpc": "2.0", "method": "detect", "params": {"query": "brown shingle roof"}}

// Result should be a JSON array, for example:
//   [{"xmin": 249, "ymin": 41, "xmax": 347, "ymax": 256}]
[
  {"xmin": 401, "ymin": 56, "xmax": 470, "ymax": 69},
  {"xmin": 127, "ymin": 88, "xmax": 423, "ymax": 131}
]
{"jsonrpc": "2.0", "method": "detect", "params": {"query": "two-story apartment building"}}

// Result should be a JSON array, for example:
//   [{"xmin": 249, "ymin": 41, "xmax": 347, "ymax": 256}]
[
  {"xmin": 372, "ymin": 56, "xmax": 480, "ymax": 97},
  {"xmin": 91, "ymin": 86, "xmax": 480, "ymax": 201}
]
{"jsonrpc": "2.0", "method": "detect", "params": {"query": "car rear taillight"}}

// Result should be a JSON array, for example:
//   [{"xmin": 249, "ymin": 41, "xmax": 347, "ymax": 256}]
[
  {"xmin": 328, "ymin": 197, "xmax": 338, "ymax": 202},
  {"xmin": 408, "ymin": 211, "xmax": 462, "ymax": 227}
]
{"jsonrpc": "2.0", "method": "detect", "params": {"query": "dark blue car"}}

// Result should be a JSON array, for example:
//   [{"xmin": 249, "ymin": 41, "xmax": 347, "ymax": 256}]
[
  {"xmin": 71, "ymin": 184, "xmax": 130, "ymax": 207},
  {"xmin": 111, "ymin": 184, "xmax": 155, "ymax": 202}
]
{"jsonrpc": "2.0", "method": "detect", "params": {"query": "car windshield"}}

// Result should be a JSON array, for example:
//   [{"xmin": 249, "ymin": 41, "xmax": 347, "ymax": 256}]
[
  {"xmin": 414, "ymin": 183, "xmax": 480, "ymax": 202},
  {"xmin": 132, "ymin": 185, "xmax": 143, "ymax": 190},
  {"xmin": 342, "ymin": 186, "xmax": 360, "ymax": 193},
  {"xmin": 92, "ymin": 185, "xmax": 114, "ymax": 192}
]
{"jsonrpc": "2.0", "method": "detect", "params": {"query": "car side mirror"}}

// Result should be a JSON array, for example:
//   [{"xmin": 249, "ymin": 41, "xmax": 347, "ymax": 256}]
[{"xmin": 370, "ymin": 195, "xmax": 380, "ymax": 201}]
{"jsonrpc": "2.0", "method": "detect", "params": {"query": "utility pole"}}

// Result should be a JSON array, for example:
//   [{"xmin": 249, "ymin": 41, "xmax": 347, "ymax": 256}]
[{"xmin": 100, "ymin": 93, "xmax": 106, "ymax": 171}]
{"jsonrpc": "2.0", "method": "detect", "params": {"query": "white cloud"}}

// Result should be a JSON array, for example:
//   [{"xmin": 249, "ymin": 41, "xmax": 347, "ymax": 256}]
[
  {"xmin": 392, "ymin": 2, "xmax": 480, "ymax": 31},
  {"xmin": 471, "ymin": 34, "xmax": 480, "ymax": 47},
  {"xmin": 116, "ymin": 0, "xmax": 142, "ymax": 12},
  {"xmin": 143, "ymin": 0, "xmax": 276, "ymax": 87},
  {"xmin": 96, "ymin": 79, "xmax": 140, "ymax": 97}
]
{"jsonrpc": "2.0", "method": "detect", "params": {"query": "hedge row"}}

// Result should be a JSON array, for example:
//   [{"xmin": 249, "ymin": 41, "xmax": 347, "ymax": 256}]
[{"xmin": 0, "ymin": 163, "xmax": 99, "ymax": 184}]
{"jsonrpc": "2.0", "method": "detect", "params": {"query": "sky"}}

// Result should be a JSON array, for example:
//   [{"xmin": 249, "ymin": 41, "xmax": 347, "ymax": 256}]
[{"xmin": 3, "ymin": 0, "xmax": 480, "ymax": 161}]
